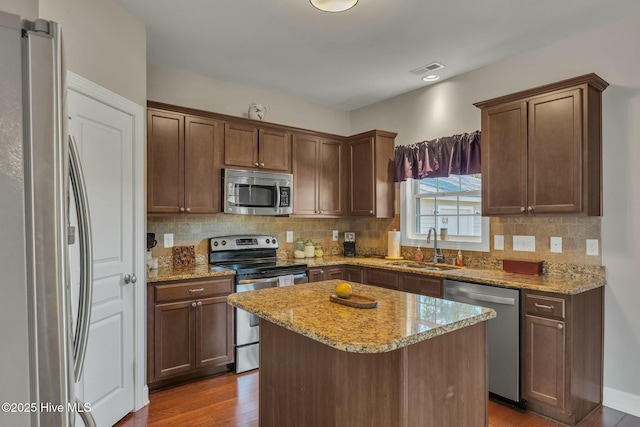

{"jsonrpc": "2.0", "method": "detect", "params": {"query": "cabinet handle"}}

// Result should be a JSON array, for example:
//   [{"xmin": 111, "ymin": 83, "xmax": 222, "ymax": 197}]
[
  {"xmin": 189, "ymin": 288, "xmax": 204, "ymax": 293},
  {"xmin": 197, "ymin": 301, "xmax": 202, "ymax": 307},
  {"xmin": 534, "ymin": 302, "xmax": 554, "ymax": 311},
  {"xmin": 259, "ymin": 162, "xmax": 265, "ymax": 167},
  {"xmin": 527, "ymin": 206, "xmax": 533, "ymax": 212},
  {"xmin": 369, "ymin": 210, "xmax": 374, "ymax": 215},
  {"xmin": 254, "ymin": 162, "xmax": 259, "ymax": 167},
  {"xmin": 557, "ymin": 323, "xmax": 564, "ymax": 330},
  {"xmin": 320, "ymin": 270, "xmax": 324, "ymax": 274},
  {"xmin": 179, "ymin": 207, "xmax": 185, "ymax": 212},
  {"xmin": 191, "ymin": 302, "xmax": 197, "ymax": 308},
  {"xmin": 186, "ymin": 207, "xmax": 191, "ymax": 213},
  {"xmin": 520, "ymin": 207, "xmax": 525, "ymax": 212}
]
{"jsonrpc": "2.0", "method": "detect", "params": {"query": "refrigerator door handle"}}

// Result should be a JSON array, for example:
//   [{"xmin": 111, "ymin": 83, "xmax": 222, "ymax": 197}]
[{"xmin": 69, "ymin": 135, "xmax": 94, "ymax": 381}]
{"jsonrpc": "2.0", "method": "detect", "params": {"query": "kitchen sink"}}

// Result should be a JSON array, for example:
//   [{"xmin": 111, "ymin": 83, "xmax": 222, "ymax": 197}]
[{"xmin": 385, "ymin": 261, "xmax": 461, "ymax": 271}]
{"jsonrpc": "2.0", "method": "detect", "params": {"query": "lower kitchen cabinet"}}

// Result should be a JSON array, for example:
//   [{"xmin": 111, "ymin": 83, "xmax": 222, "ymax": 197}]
[
  {"xmin": 363, "ymin": 267, "xmax": 399, "ymax": 290},
  {"xmin": 308, "ymin": 266, "xmax": 345, "ymax": 282},
  {"xmin": 400, "ymin": 273, "xmax": 443, "ymax": 298},
  {"xmin": 148, "ymin": 276, "xmax": 234, "ymax": 390},
  {"xmin": 522, "ymin": 287, "xmax": 604, "ymax": 425},
  {"xmin": 343, "ymin": 266, "xmax": 364, "ymax": 282}
]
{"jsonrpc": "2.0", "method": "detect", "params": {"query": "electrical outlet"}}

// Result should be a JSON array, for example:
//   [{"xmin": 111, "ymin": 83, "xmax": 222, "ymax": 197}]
[
  {"xmin": 164, "ymin": 233, "xmax": 173, "ymax": 248},
  {"xmin": 586, "ymin": 239, "xmax": 599, "ymax": 256},
  {"xmin": 550, "ymin": 237, "xmax": 562, "ymax": 253},
  {"xmin": 513, "ymin": 235, "xmax": 535, "ymax": 252},
  {"xmin": 286, "ymin": 231, "xmax": 293, "ymax": 243},
  {"xmin": 332, "ymin": 230, "xmax": 339, "ymax": 241},
  {"xmin": 494, "ymin": 235, "xmax": 504, "ymax": 250}
]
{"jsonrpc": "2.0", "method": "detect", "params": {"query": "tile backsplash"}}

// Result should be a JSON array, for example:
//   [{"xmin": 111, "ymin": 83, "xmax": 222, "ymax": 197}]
[{"xmin": 147, "ymin": 213, "xmax": 601, "ymax": 267}]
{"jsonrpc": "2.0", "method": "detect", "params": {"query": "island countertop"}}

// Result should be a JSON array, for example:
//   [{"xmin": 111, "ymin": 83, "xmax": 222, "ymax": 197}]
[{"xmin": 226, "ymin": 279, "xmax": 496, "ymax": 353}]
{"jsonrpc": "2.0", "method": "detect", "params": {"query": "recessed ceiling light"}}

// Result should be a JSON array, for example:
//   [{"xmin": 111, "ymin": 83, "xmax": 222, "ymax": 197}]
[
  {"xmin": 422, "ymin": 75, "xmax": 440, "ymax": 82},
  {"xmin": 309, "ymin": 0, "xmax": 358, "ymax": 12}
]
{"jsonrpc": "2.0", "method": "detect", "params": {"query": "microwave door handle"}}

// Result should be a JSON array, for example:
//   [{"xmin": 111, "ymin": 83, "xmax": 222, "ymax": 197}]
[{"xmin": 274, "ymin": 181, "xmax": 281, "ymax": 212}]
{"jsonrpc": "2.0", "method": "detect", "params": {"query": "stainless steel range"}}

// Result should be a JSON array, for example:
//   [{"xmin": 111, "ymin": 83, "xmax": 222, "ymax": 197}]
[{"xmin": 209, "ymin": 235, "xmax": 308, "ymax": 373}]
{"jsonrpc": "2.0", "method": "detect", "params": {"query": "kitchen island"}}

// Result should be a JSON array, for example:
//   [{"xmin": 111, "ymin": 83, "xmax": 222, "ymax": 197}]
[{"xmin": 227, "ymin": 279, "xmax": 496, "ymax": 427}]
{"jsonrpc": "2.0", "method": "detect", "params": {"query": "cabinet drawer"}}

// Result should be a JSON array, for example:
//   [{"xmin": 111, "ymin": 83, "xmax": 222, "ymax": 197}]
[
  {"xmin": 156, "ymin": 278, "xmax": 233, "ymax": 303},
  {"xmin": 525, "ymin": 293, "xmax": 566, "ymax": 320}
]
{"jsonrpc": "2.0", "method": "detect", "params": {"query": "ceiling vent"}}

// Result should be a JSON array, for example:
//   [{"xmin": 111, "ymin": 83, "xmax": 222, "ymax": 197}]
[{"xmin": 410, "ymin": 62, "xmax": 445, "ymax": 75}]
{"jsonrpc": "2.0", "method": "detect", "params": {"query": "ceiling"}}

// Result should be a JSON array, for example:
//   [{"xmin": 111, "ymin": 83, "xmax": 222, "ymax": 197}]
[{"xmin": 118, "ymin": 0, "xmax": 640, "ymax": 111}]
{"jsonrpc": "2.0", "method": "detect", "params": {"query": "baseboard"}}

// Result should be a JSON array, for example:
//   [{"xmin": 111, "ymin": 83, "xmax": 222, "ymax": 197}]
[{"xmin": 603, "ymin": 386, "xmax": 640, "ymax": 417}]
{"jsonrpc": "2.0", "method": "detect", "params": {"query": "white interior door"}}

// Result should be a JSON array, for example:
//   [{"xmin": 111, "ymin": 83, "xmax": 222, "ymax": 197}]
[{"xmin": 68, "ymin": 88, "xmax": 135, "ymax": 426}]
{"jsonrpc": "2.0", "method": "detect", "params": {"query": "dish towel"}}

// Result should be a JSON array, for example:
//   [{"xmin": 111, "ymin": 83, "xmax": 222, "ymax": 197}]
[{"xmin": 278, "ymin": 275, "xmax": 294, "ymax": 287}]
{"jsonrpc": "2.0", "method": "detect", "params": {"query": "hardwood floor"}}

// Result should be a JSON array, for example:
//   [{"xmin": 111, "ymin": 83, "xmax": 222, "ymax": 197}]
[{"xmin": 115, "ymin": 372, "xmax": 639, "ymax": 427}]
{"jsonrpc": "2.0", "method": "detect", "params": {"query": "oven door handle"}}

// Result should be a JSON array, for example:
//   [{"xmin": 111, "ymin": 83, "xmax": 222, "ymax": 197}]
[{"xmin": 238, "ymin": 277, "xmax": 280, "ymax": 286}]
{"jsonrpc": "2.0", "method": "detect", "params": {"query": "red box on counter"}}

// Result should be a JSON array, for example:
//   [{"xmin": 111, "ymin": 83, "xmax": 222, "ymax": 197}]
[{"xmin": 502, "ymin": 259, "xmax": 543, "ymax": 275}]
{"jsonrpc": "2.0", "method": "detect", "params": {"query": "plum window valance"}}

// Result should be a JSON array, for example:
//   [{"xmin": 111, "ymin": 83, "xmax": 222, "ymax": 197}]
[{"xmin": 393, "ymin": 130, "xmax": 481, "ymax": 182}]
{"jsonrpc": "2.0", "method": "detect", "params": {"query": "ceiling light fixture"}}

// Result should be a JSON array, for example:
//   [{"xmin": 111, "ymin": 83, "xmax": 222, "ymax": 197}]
[
  {"xmin": 422, "ymin": 75, "xmax": 440, "ymax": 82},
  {"xmin": 310, "ymin": 0, "xmax": 359, "ymax": 13}
]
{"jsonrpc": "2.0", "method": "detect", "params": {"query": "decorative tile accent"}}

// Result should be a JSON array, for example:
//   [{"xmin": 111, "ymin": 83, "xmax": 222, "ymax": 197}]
[{"xmin": 172, "ymin": 245, "xmax": 196, "ymax": 269}]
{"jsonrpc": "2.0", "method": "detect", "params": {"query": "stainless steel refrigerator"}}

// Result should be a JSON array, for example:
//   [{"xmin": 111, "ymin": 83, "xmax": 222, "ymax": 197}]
[{"xmin": 0, "ymin": 11, "xmax": 96, "ymax": 427}]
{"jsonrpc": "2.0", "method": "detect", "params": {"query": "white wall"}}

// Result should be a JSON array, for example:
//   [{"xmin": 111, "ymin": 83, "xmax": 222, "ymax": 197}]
[
  {"xmin": 0, "ymin": 0, "xmax": 37, "ymax": 20},
  {"xmin": 39, "ymin": 0, "xmax": 146, "ymax": 107},
  {"xmin": 148, "ymin": 64, "xmax": 351, "ymax": 136},
  {"xmin": 351, "ymin": 15, "xmax": 640, "ymax": 416}
]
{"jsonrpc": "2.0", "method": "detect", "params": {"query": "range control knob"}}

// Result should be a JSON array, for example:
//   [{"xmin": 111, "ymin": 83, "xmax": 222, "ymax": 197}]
[
  {"xmin": 266, "ymin": 238, "xmax": 270, "ymax": 244},
  {"xmin": 213, "ymin": 241, "xmax": 219, "ymax": 247},
  {"xmin": 272, "ymin": 238, "xmax": 277, "ymax": 245},
  {"xmin": 221, "ymin": 240, "xmax": 227, "ymax": 246}
]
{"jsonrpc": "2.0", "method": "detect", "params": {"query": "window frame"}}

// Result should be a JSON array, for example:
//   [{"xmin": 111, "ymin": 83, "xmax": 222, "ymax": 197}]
[{"xmin": 400, "ymin": 178, "xmax": 490, "ymax": 252}]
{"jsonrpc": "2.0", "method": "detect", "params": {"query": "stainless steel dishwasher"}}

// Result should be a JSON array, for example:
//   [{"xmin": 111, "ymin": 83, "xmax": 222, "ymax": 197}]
[{"xmin": 444, "ymin": 280, "xmax": 524, "ymax": 406}]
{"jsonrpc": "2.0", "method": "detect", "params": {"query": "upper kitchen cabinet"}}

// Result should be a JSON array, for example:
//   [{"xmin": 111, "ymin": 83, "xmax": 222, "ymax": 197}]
[
  {"xmin": 147, "ymin": 107, "xmax": 222, "ymax": 214},
  {"xmin": 292, "ymin": 134, "xmax": 346, "ymax": 217},
  {"xmin": 475, "ymin": 73, "xmax": 608, "ymax": 216},
  {"xmin": 223, "ymin": 122, "xmax": 291, "ymax": 172},
  {"xmin": 348, "ymin": 130, "xmax": 397, "ymax": 218}
]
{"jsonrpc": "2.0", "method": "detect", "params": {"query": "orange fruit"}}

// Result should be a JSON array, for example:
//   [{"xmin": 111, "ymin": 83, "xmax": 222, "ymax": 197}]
[{"xmin": 335, "ymin": 282, "xmax": 352, "ymax": 298}]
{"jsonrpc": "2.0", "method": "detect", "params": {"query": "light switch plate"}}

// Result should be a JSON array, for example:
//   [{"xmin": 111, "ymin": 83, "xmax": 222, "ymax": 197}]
[
  {"xmin": 513, "ymin": 235, "xmax": 536, "ymax": 252},
  {"xmin": 494, "ymin": 235, "xmax": 504, "ymax": 250},
  {"xmin": 550, "ymin": 237, "xmax": 562, "ymax": 253},
  {"xmin": 586, "ymin": 239, "xmax": 599, "ymax": 256},
  {"xmin": 286, "ymin": 231, "xmax": 293, "ymax": 243},
  {"xmin": 332, "ymin": 230, "xmax": 339, "ymax": 241},
  {"xmin": 164, "ymin": 233, "xmax": 173, "ymax": 248}
]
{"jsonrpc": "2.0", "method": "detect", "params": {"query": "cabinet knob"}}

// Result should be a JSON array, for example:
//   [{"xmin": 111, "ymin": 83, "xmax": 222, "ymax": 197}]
[
  {"xmin": 520, "ymin": 207, "xmax": 526, "ymax": 212},
  {"xmin": 197, "ymin": 301, "xmax": 202, "ymax": 307},
  {"xmin": 192, "ymin": 302, "xmax": 197, "ymax": 308},
  {"xmin": 179, "ymin": 207, "xmax": 185, "ymax": 212},
  {"xmin": 527, "ymin": 206, "xmax": 533, "ymax": 212},
  {"xmin": 557, "ymin": 323, "xmax": 564, "ymax": 330},
  {"xmin": 186, "ymin": 207, "xmax": 191, "ymax": 213},
  {"xmin": 369, "ymin": 210, "xmax": 374, "ymax": 215},
  {"xmin": 254, "ymin": 162, "xmax": 259, "ymax": 167},
  {"xmin": 259, "ymin": 162, "xmax": 265, "ymax": 168}
]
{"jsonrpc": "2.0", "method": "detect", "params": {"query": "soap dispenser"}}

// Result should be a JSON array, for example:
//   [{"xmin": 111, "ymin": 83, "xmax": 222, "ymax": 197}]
[{"xmin": 415, "ymin": 246, "xmax": 424, "ymax": 262}]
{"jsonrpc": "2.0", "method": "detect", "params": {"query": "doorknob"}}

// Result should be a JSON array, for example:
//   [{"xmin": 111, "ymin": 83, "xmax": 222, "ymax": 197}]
[{"xmin": 124, "ymin": 274, "xmax": 137, "ymax": 284}]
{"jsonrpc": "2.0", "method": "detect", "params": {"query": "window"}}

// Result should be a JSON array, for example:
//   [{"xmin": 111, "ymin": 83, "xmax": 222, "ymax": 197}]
[{"xmin": 400, "ymin": 174, "xmax": 489, "ymax": 252}]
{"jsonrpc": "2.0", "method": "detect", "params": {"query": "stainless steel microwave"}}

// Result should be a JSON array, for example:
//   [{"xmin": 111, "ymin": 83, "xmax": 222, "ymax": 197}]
[{"xmin": 222, "ymin": 168, "xmax": 293, "ymax": 215}]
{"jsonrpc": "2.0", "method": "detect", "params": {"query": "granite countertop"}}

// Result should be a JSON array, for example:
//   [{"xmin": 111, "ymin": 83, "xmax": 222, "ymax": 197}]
[
  {"xmin": 147, "ymin": 255, "xmax": 605, "ymax": 295},
  {"xmin": 147, "ymin": 264, "xmax": 235, "ymax": 283},
  {"xmin": 226, "ymin": 279, "xmax": 496, "ymax": 353},
  {"xmin": 304, "ymin": 256, "xmax": 605, "ymax": 295}
]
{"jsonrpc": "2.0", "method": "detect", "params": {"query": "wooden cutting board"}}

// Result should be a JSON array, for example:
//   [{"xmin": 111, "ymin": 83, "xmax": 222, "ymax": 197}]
[{"xmin": 329, "ymin": 293, "xmax": 378, "ymax": 309}]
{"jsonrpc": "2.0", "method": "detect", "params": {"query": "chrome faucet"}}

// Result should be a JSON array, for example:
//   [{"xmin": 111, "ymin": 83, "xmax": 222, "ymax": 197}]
[{"xmin": 426, "ymin": 227, "xmax": 445, "ymax": 264}]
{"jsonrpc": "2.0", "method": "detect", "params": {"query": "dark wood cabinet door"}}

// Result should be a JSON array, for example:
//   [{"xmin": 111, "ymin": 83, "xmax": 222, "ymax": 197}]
[
  {"xmin": 343, "ymin": 266, "xmax": 364, "ymax": 283},
  {"xmin": 400, "ymin": 274, "xmax": 443, "ymax": 298},
  {"xmin": 318, "ymin": 139, "xmax": 345, "ymax": 216},
  {"xmin": 259, "ymin": 128, "xmax": 291, "ymax": 171},
  {"xmin": 154, "ymin": 301, "xmax": 196, "ymax": 379},
  {"xmin": 223, "ymin": 122, "xmax": 258, "ymax": 168},
  {"xmin": 147, "ymin": 109, "xmax": 185, "ymax": 213},
  {"xmin": 307, "ymin": 268, "xmax": 324, "ymax": 283},
  {"xmin": 364, "ymin": 268, "xmax": 399, "ymax": 290},
  {"xmin": 528, "ymin": 89, "xmax": 582, "ymax": 214},
  {"xmin": 524, "ymin": 314, "xmax": 566, "ymax": 409},
  {"xmin": 481, "ymin": 100, "xmax": 528, "ymax": 215},
  {"xmin": 292, "ymin": 134, "xmax": 319, "ymax": 215},
  {"xmin": 348, "ymin": 136, "xmax": 375, "ymax": 216},
  {"xmin": 196, "ymin": 296, "xmax": 234, "ymax": 368},
  {"xmin": 184, "ymin": 116, "xmax": 221, "ymax": 213},
  {"xmin": 323, "ymin": 266, "xmax": 344, "ymax": 280}
]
